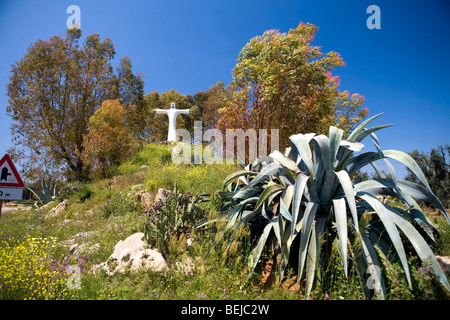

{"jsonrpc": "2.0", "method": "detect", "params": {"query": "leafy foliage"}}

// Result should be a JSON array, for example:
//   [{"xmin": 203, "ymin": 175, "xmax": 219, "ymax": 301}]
[
  {"xmin": 81, "ymin": 99, "xmax": 137, "ymax": 178},
  {"xmin": 211, "ymin": 113, "xmax": 450, "ymax": 299},
  {"xmin": 75, "ymin": 185, "xmax": 93, "ymax": 203},
  {"xmin": 6, "ymin": 29, "xmax": 143, "ymax": 182},
  {"xmin": 98, "ymin": 195, "xmax": 134, "ymax": 219},
  {"xmin": 217, "ymin": 22, "xmax": 368, "ymax": 146}
]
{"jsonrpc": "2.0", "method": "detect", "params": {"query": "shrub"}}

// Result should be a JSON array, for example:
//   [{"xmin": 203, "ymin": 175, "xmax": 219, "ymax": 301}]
[
  {"xmin": 144, "ymin": 163, "xmax": 237, "ymax": 195},
  {"xmin": 81, "ymin": 99, "xmax": 137, "ymax": 179},
  {"xmin": 57, "ymin": 181, "xmax": 84, "ymax": 201},
  {"xmin": 144, "ymin": 186, "xmax": 205, "ymax": 261},
  {"xmin": 210, "ymin": 113, "xmax": 450, "ymax": 299},
  {"xmin": 75, "ymin": 185, "xmax": 93, "ymax": 203},
  {"xmin": 98, "ymin": 195, "xmax": 134, "ymax": 219}
]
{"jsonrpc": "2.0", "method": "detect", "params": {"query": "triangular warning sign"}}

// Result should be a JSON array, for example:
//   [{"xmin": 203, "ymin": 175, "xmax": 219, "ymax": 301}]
[{"xmin": 0, "ymin": 154, "xmax": 25, "ymax": 188}]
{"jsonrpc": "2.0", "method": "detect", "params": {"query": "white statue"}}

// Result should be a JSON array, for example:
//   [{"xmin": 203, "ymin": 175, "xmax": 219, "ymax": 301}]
[{"xmin": 154, "ymin": 102, "xmax": 190, "ymax": 142}]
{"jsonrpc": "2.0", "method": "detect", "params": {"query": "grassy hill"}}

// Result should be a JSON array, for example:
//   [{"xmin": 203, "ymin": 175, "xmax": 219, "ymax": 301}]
[{"xmin": 1, "ymin": 143, "xmax": 449, "ymax": 300}]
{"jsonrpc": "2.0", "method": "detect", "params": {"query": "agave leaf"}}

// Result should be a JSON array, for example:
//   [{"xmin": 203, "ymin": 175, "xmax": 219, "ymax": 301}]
[
  {"xmin": 272, "ymin": 215, "xmax": 282, "ymax": 252},
  {"xmin": 357, "ymin": 192, "xmax": 412, "ymax": 289},
  {"xmin": 382, "ymin": 149, "xmax": 431, "ymax": 191},
  {"xmin": 225, "ymin": 197, "xmax": 259, "ymax": 231},
  {"xmin": 360, "ymin": 231, "xmax": 387, "ymax": 299},
  {"xmin": 312, "ymin": 135, "xmax": 331, "ymax": 191},
  {"xmin": 255, "ymin": 184, "xmax": 285, "ymax": 210},
  {"xmin": 347, "ymin": 113, "xmax": 384, "ymax": 141},
  {"xmin": 305, "ymin": 221, "xmax": 318, "ymax": 299},
  {"xmin": 269, "ymin": 150, "xmax": 299, "ymax": 173},
  {"xmin": 289, "ymin": 133, "xmax": 314, "ymax": 176},
  {"xmin": 357, "ymin": 178, "xmax": 449, "ymax": 223},
  {"xmin": 319, "ymin": 171, "xmax": 336, "ymax": 203},
  {"xmin": 402, "ymin": 193, "xmax": 436, "ymax": 241},
  {"xmin": 313, "ymin": 134, "xmax": 331, "ymax": 171},
  {"xmin": 260, "ymin": 202, "xmax": 270, "ymax": 220},
  {"xmin": 26, "ymin": 185, "xmax": 45, "ymax": 205},
  {"xmin": 297, "ymin": 202, "xmax": 319, "ymax": 282},
  {"xmin": 233, "ymin": 187, "xmax": 261, "ymax": 200},
  {"xmin": 223, "ymin": 170, "xmax": 257, "ymax": 189},
  {"xmin": 291, "ymin": 173, "xmax": 309, "ymax": 235},
  {"xmin": 328, "ymin": 126, "xmax": 344, "ymax": 168},
  {"xmin": 306, "ymin": 218, "xmax": 326, "ymax": 299},
  {"xmin": 41, "ymin": 178, "xmax": 51, "ymax": 203},
  {"xmin": 354, "ymin": 179, "xmax": 438, "ymax": 240},
  {"xmin": 353, "ymin": 124, "xmax": 395, "ymax": 143},
  {"xmin": 333, "ymin": 198, "xmax": 348, "ymax": 277},
  {"xmin": 340, "ymin": 140, "xmax": 364, "ymax": 152},
  {"xmin": 346, "ymin": 151, "xmax": 383, "ymax": 177},
  {"xmin": 386, "ymin": 206, "xmax": 450, "ymax": 292},
  {"xmin": 370, "ymin": 161, "xmax": 386, "ymax": 178},
  {"xmin": 247, "ymin": 221, "xmax": 273, "ymax": 278},
  {"xmin": 245, "ymin": 162, "xmax": 287, "ymax": 189},
  {"xmin": 282, "ymin": 185, "xmax": 295, "ymax": 209},
  {"xmin": 334, "ymin": 170, "xmax": 359, "ymax": 232},
  {"xmin": 279, "ymin": 196, "xmax": 292, "ymax": 222},
  {"xmin": 382, "ymin": 158, "xmax": 411, "ymax": 206}
]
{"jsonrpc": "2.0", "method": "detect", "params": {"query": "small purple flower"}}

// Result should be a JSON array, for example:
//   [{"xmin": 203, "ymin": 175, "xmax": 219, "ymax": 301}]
[{"xmin": 324, "ymin": 293, "xmax": 329, "ymax": 300}]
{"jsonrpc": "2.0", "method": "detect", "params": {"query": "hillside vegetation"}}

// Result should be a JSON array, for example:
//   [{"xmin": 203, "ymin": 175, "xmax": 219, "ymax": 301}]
[{"xmin": 1, "ymin": 143, "xmax": 449, "ymax": 300}]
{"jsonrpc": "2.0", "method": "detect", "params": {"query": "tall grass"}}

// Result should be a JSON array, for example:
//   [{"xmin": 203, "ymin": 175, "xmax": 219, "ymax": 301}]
[{"xmin": 119, "ymin": 143, "xmax": 238, "ymax": 195}]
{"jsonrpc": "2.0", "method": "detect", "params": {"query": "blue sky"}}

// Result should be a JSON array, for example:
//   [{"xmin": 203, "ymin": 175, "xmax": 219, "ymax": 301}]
[{"xmin": 0, "ymin": 0, "xmax": 449, "ymax": 178}]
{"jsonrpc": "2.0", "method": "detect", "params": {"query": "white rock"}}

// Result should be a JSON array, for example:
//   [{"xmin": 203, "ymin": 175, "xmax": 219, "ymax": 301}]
[
  {"xmin": 69, "ymin": 243, "xmax": 79, "ymax": 255},
  {"xmin": 94, "ymin": 232, "xmax": 168, "ymax": 275}
]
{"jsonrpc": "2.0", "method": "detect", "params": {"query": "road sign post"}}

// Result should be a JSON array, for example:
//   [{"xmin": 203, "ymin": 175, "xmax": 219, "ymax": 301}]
[{"xmin": 0, "ymin": 154, "xmax": 25, "ymax": 218}]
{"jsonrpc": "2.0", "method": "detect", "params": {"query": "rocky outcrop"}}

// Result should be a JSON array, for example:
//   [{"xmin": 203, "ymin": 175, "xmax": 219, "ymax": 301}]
[
  {"xmin": 45, "ymin": 199, "xmax": 69, "ymax": 219},
  {"xmin": 154, "ymin": 188, "xmax": 172, "ymax": 204},
  {"xmin": 93, "ymin": 232, "xmax": 168, "ymax": 275},
  {"xmin": 136, "ymin": 190, "xmax": 153, "ymax": 211},
  {"xmin": 61, "ymin": 231, "xmax": 100, "ymax": 257}
]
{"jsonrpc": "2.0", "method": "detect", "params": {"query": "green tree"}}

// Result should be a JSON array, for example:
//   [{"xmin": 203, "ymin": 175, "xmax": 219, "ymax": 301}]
[
  {"xmin": 217, "ymin": 22, "xmax": 368, "ymax": 147},
  {"xmin": 6, "ymin": 29, "xmax": 144, "ymax": 182},
  {"xmin": 114, "ymin": 56, "xmax": 146, "ymax": 140},
  {"xmin": 406, "ymin": 145, "xmax": 450, "ymax": 208},
  {"xmin": 81, "ymin": 99, "xmax": 137, "ymax": 178},
  {"xmin": 194, "ymin": 81, "xmax": 231, "ymax": 131}
]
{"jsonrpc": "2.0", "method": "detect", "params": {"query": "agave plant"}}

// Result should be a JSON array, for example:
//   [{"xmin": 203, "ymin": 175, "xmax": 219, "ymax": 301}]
[
  {"xmin": 26, "ymin": 177, "xmax": 58, "ymax": 207},
  {"xmin": 209, "ymin": 113, "xmax": 449, "ymax": 299}
]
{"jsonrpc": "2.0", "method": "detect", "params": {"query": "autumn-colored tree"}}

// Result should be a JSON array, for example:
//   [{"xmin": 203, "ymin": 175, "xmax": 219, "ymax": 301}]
[
  {"xmin": 217, "ymin": 22, "xmax": 368, "ymax": 148},
  {"xmin": 81, "ymin": 99, "xmax": 137, "ymax": 178},
  {"xmin": 6, "ymin": 29, "xmax": 143, "ymax": 182}
]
